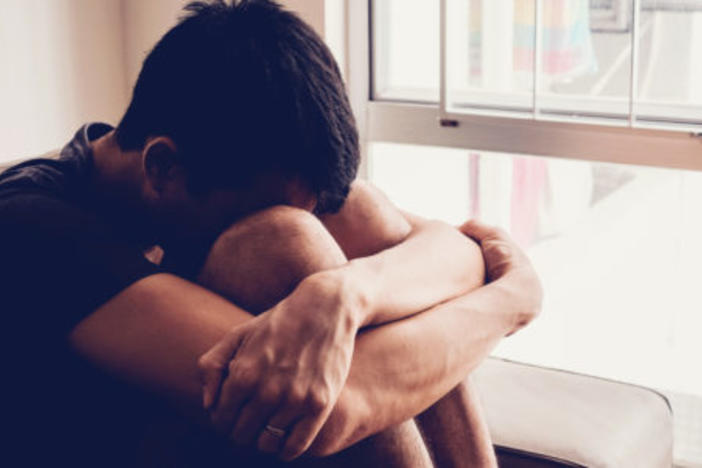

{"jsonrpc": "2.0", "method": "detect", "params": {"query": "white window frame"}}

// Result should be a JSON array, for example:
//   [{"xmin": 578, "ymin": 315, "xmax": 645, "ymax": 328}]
[{"xmin": 349, "ymin": 0, "xmax": 702, "ymax": 172}]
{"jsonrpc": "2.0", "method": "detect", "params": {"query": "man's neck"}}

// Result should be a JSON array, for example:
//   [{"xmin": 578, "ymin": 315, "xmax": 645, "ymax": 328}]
[
  {"xmin": 89, "ymin": 132, "xmax": 157, "ymax": 245},
  {"xmin": 90, "ymin": 131, "xmax": 140, "ymax": 195}
]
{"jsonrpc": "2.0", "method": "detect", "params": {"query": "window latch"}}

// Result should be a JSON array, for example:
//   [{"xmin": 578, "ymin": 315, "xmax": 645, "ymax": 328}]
[{"xmin": 440, "ymin": 118, "xmax": 459, "ymax": 128}]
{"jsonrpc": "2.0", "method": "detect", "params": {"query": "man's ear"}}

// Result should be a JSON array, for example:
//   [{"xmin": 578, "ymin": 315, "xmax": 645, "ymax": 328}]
[{"xmin": 143, "ymin": 136, "xmax": 181, "ymax": 194}]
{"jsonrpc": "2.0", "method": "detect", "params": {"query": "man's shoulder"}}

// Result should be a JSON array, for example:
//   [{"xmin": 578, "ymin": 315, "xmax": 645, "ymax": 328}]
[
  {"xmin": 0, "ymin": 188, "xmax": 89, "ymax": 230},
  {"xmin": 0, "ymin": 153, "xmax": 70, "ymax": 202},
  {"xmin": 0, "ymin": 183, "xmax": 159, "ymax": 334},
  {"xmin": 0, "ymin": 148, "xmax": 61, "ymax": 173},
  {"xmin": 0, "ymin": 145, "xmax": 97, "ymax": 232},
  {"xmin": 0, "ymin": 125, "xmax": 97, "ymax": 204}
]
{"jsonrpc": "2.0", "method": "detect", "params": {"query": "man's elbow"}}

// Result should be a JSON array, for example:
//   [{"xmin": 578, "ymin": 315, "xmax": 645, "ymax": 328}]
[{"xmin": 433, "ymin": 220, "xmax": 486, "ymax": 291}]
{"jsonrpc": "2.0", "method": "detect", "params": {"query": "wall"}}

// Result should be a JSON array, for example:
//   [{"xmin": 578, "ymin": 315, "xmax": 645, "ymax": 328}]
[
  {"xmin": 121, "ymin": 0, "xmax": 187, "ymax": 93},
  {"xmin": 281, "ymin": 0, "xmax": 325, "ymax": 35},
  {"xmin": 0, "ymin": 0, "xmax": 127, "ymax": 162}
]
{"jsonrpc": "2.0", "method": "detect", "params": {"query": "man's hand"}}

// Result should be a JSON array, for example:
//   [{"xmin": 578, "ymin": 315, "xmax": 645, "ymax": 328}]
[
  {"xmin": 459, "ymin": 219, "xmax": 542, "ymax": 334},
  {"xmin": 198, "ymin": 270, "xmax": 364, "ymax": 461}
]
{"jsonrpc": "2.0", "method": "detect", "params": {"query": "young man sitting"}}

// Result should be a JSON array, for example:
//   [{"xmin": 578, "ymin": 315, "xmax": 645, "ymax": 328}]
[{"xmin": 0, "ymin": 1, "xmax": 541, "ymax": 466}]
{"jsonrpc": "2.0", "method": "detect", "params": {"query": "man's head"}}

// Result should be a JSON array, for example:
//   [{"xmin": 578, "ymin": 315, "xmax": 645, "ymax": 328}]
[{"xmin": 115, "ymin": 0, "xmax": 358, "ymax": 240}]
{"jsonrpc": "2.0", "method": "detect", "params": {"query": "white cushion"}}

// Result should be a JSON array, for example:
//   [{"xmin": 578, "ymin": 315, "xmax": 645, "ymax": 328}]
[{"xmin": 473, "ymin": 358, "xmax": 673, "ymax": 468}]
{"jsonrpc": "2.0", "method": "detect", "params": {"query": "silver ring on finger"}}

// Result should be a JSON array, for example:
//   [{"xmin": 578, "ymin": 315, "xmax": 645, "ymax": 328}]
[{"xmin": 264, "ymin": 424, "xmax": 286, "ymax": 438}]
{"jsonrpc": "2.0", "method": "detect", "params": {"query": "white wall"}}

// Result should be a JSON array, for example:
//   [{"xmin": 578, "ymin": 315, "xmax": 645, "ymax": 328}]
[
  {"xmin": 0, "ymin": 0, "xmax": 127, "ymax": 162},
  {"xmin": 121, "ymin": 0, "xmax": 187, "ymax": 93},
  {"xmin": 282, "ymin": 0, "xmax": 347, "ymax": 77},
  {"xmin": 281, "ymin": 0, "xmax": 325, "ymax": 35}
]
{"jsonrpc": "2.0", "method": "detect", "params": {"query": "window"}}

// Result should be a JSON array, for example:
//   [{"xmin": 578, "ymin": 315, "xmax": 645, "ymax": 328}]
[
  {"xmin": 374, "ymin": 0, "xmax": 702, "ymax": 129},
  {"xmin": 358, "ymin": 1, "xmax": 702, "ymax": 465}
]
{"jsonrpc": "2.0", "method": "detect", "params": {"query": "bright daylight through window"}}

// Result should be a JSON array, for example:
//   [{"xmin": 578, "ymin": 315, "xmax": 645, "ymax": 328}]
[{"xmin": 367, "ymin": 1, "xmax": 702, "ymax": 465}]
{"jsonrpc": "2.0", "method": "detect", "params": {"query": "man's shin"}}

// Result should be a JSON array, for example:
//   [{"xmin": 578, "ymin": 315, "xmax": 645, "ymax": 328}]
[
  {"xmin": 416, "ymin": 378, "xmax": 497, "ymax": 468},
  {"xmin": 294, "ymin": 419, "xmax": 433, "ymax": 468}
]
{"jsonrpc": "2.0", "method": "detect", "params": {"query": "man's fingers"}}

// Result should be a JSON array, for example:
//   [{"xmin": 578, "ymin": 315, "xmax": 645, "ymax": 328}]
[
  {"xmin": 458, "ymin": 219, "xmax": 499, "ymax": 243},
  {"xmin": 209, "ymin": 361, "xmax": 254, "ymax": 433},
  {"xmin": 230, "ymin": 393, "xmax": 278, "ymax": 446},
  {"xmin": 280, "ymin": 416, "xmax": 327, "ymax": 461},
  {"xmin": 257, "ymin": 408, "xmax": 302, "ymax": 454},
  {"xmin": 198, "ymin": 328, "xmax": 246, "ymax": 410}
]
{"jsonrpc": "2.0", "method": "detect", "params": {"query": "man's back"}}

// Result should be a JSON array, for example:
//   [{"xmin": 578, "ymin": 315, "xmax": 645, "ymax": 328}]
[{"xmin": 0, "ymin": 123, "xmax": 164, "ymax": 466}]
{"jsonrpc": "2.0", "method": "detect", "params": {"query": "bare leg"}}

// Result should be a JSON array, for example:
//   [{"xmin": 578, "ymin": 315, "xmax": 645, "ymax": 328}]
[
  {"xmin": 416, "ymin": 378, "xmax": 497, "ymax": 468},
  {"xmin": 197, "ymin": 206, "xmax": 348, "ymax": 314},
  {"xmin": 292, "ymin": 419, "xmax": 433, "ymax": 468},
  {"xmin": 196, "ymin": 206, "xmax": 433, "ymax": 467}
]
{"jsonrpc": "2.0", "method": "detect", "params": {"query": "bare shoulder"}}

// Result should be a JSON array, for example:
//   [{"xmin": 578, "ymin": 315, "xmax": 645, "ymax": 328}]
[{"xmin": 319, "ymin": 179, "xmax": 411, "ymax": 259}]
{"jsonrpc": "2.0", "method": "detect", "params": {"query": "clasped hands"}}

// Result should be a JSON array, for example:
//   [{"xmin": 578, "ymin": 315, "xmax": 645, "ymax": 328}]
[
  {"xmin": 199, "ymin": 271, "xmax": 362, "ymax": 460},
  {"xmin": 198, "ymin": 219, "xmax": 541, "ymax": 460}
]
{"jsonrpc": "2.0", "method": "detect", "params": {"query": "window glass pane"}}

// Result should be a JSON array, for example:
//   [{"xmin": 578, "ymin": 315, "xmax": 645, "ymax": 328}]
[
  {"xmin": 369, "ymin": 141, "xmax": 702, "ymax": 465},
  {"xmin": 535, "ymin": 0, "xmax": 632, "ymax": 120},
  {"xmin": 369, "ymin": 143, "xmax": 471, "ymax": 223},
  {"xmin": 636, "ymin": 5, "xmax": 702, "ymax": 127},
  {"xmin": 445, "ymin": 0, "xmax": 634, "ymax": 121},
  {"xmin": 374, "ymin": 0, "xmax": 702, "ymax": 130},
  {"xmin": 446, "ymin": 0, "xmax": 536, "ymax": 114},
  {"xmin": 372, "ymin": 0, "xmax": 439, "ymax": 102}
]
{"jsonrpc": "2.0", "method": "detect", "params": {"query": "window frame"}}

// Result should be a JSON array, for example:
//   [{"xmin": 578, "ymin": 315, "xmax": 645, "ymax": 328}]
[{"xmin": 352, "ymin": 0, "xmax": 702, "ymax": 172}]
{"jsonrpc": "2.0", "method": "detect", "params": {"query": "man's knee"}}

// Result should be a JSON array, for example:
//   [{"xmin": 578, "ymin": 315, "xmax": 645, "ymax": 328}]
[
  {"xmin": 215, "ymin": 205, "xmax": 348, "ymax": 274},
  {"xmin": 198, "ymin": 206, "xmax": 347, "ymax": 313}
]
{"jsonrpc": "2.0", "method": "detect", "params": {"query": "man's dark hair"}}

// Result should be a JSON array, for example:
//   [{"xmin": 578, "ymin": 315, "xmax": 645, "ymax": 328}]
[{"xmin": 116, "ymin": 0, "xmax": 358, "ymax": 213}]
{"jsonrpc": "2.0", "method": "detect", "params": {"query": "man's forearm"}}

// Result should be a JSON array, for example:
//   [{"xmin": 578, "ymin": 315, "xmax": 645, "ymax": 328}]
[
  {"xmin": 309, "ymin": 278, "xmax": 517, "ymax": 456},
  {"xmin": 319, "ymin": 181, "xmax": 486, "ymax": 329},
  {"xmin": 336, "ymin": 219, "xmax": 486, "ymax": 329}
]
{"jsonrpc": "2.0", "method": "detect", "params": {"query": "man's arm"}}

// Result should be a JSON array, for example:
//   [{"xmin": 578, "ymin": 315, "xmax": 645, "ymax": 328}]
[
  {"xmin": 68, "ymin": 273, "xmax": 250, "ymax": 414},
  {"xmin": 69, "ymin": 221, "xmax": 537, "ymax": 454},
  {"xmin": 308, "ymin": 219, "xmax": 542, "ymax": 455},
  {"xmin": 321, "ymin": 180, "xmax": 486, "ymax": 327},
  {"xmin": 310, "ymin": 279, "xmax": 515, "ymax": 455},
  {"xmin": 67, "ymin": 213, "xmax": 537, "ymax": 440}
]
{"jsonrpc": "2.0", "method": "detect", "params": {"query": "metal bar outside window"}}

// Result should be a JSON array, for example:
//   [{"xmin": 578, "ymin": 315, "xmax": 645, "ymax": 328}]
[
  {"xmin": 439, "ymin": 0, "xmax": 449, "ymax": 124},
  {"xmin": 630, "ymin": 0, "xmax": 642, "ymax": 126},
  {"xmin": 533, "ymin": 0, "xmax": 543, "ymax": 118}
]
